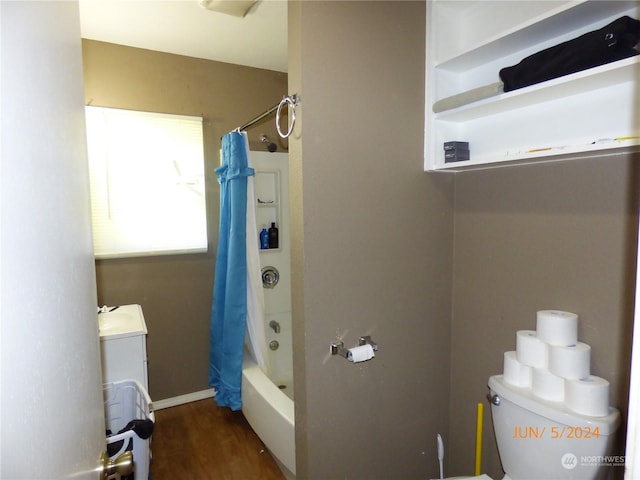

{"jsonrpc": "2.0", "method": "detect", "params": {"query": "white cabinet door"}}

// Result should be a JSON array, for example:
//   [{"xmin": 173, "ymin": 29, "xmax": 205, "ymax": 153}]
[{"xmin": 101, "ymin": 335, "xmax": 149, "ymax": 390}]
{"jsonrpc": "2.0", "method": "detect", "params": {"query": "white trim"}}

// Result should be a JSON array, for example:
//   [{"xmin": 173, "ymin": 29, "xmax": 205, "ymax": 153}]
[
  {"xmin": 152, "ymin": 388, "xmax": 216, "ymax": 410},
  {"xmin": 95, "ymin": 247, "xmax": 208, "ymax": 260},
  {"xmin": 624, "ymin": 204, "xmax": 640, "ymax": 479}
]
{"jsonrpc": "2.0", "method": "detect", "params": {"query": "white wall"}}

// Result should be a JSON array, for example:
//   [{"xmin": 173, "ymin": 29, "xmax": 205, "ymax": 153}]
[{"xmin": 1, "ymin": 2, "xmax": 104, "ymax": 477}]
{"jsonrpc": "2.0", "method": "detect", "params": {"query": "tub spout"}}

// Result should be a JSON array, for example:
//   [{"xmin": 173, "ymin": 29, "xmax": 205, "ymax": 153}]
[{"xmin": 269, "ymin": 320, "xmax": 281, "ymax": 333}]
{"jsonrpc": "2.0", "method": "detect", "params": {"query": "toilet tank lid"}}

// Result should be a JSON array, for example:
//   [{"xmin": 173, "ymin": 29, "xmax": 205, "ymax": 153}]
[{"xmin": 488, "ymin": 375, "xmax": 621, "ymax": 435}]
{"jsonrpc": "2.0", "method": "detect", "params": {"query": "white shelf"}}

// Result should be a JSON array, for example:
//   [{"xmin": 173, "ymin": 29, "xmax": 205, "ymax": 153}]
[
  {"xmin": 436, "ymin": 57, "xmax": 639, "ymax": 122},
  {"xmin": 434, "ymin": 142, "xmax": 640, "ymax": 173},
  {"xmin": 425, "ymin": 0, "xmax": 640, "ymax": 172},
  {"xmin": 437, "ymin": 1, "xmax": 635, "ymax": 71}
]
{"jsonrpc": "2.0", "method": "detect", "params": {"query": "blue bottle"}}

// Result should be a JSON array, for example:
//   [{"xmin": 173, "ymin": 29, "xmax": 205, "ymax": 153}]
[{"xmin": 260, "ymin": 226, "xmax": 269, "ymax": 249}]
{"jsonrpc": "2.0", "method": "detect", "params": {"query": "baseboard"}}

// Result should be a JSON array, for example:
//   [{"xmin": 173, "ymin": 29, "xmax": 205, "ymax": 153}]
[{"xmin": 152, "ymin": 388, "xmax": 216, "ymax": 410}]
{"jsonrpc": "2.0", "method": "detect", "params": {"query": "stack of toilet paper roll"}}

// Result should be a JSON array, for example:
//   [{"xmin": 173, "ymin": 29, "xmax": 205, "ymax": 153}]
[{"xmin": 502, "ymin": 310, "xmax": 611, "ymax": 417}]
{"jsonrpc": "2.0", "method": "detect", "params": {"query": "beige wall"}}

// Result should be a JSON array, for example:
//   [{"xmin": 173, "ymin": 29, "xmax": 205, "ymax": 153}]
[
  {"xmin": 289, "ymin": 2, "xmax": 455, "ymax": 478},
  {"xmin": 289, "ymin": 3, "xmax": 638, "ymax": 479},
  {"xmin": 449, "ymin": 157, "xmax": 638, "ymax": 479},
  {"xmin": 82, "ymin": 40, "xmax": 288, "ymax": 400}
]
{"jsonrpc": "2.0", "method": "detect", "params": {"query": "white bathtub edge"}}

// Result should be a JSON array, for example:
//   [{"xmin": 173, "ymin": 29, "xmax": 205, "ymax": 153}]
[
  {"xmin": 244, "ymin": 362, "xmax": 295, "ymax": 420},
  {"xmin": 242, "ymin": 355, "xmax": 296, "ymax": 477}
]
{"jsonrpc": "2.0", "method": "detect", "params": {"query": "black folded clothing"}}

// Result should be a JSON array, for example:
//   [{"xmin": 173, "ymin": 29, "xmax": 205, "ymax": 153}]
[
  {"xmin": 500, "ymin": 15, "xmax": 640, "ymax": 92},
  {"xmin": 106, "ymin": 418, "xmax": 155, "ymax": 457}
]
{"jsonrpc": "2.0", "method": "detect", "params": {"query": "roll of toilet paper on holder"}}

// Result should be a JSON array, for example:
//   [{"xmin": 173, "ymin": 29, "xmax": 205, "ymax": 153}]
[
  {"xmin": 548, "ymin": 342, "xmax": 591, "ymax": 380},
  {"xmin": 347, "ymin": 344, "xmax": 375, "ymax": 363},
  {"xmin": 516, "ymin": 330, "xmax": 547, "ymax": 368},
  {"xmin": 566, "ymin": 375, "xmax": 610, "ymax": 417},
  {"xmin": 536, "ymin": 310, "xmax": 578, "ymax": 346}
]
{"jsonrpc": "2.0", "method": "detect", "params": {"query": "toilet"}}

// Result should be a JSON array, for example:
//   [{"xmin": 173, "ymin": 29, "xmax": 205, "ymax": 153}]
[{"xmin": 488, "ymin": 374, "xmax": 621, "ymax": 480}]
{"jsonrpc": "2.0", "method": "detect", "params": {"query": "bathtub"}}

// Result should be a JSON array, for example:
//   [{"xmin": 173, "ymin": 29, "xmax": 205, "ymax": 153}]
[{"xmin": 242, "ymin": 352, "xmax": 295, "ymax": 480}]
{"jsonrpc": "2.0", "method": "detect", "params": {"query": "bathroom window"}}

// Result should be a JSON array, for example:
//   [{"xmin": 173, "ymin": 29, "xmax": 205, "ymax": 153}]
[{"xmin": 85, "ymin": 106, "xmax": 207, "ymax": 259}]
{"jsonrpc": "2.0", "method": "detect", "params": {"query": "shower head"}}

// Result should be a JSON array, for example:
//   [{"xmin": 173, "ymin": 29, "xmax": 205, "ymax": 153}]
[{"xmin": 259, "ymin": 133, "xmax": 278, "ymax": 153}]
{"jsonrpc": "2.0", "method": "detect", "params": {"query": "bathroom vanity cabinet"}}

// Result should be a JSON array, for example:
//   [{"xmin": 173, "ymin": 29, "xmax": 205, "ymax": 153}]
[
  {"xmin": 425, "ymin": 0, "xmax": 640, "ymax": 171},
  {"xmin": 98, "ymin": 304, "xmax": 149, "ymax": 390}
]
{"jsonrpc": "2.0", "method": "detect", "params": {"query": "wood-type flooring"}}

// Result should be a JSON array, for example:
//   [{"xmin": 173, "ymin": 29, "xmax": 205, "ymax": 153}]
[{"xmin": 150, "ymin": 399, "xmax": 285, "ymax": 479}]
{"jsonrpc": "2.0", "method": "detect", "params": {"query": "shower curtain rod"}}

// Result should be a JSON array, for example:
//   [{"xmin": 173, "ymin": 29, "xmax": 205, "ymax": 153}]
[
  {"xmin": 237, "ymin": 103, "xmax": 279, "ymax": 132},
  {"xmin": 235, "ymin": 94, "xmax": 300, "ymax": 137}
]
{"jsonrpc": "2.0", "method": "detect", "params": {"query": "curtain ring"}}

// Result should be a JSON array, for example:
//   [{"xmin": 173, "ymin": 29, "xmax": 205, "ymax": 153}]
[{"xmin": 276, "ymin": 95, "xmax": 296, "ymax": 139}]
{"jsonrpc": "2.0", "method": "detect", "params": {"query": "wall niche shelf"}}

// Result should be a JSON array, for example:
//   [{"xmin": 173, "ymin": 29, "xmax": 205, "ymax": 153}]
[
  {"xmin": 425, "ymin": 0, "xmax": 640, "ymax": 172},
  {"xmin": 255, "ymin": 169, "xmax": 282, "ymax": 251}
]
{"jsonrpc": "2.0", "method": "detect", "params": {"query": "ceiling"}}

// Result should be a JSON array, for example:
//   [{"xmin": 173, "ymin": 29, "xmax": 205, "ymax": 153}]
[{"xmin": 78, "ymin": 0, "xmax": 288, "ymax": 73}]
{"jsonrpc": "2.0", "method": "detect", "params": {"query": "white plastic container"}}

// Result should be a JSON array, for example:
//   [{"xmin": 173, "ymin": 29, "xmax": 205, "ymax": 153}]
[{"xmin": 104, "ymin": 379, "xmax": 154, "ymax": 480}]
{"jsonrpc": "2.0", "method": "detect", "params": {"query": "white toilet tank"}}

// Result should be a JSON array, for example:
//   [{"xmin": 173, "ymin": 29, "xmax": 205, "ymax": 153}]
[{"xmin": 488, "ymin": 375, "xmax": 621, "ymax": 480}]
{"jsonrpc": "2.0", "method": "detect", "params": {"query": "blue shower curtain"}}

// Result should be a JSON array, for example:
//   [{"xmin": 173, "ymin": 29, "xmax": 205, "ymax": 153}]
[{"xmin": 209, "ymin": 131, "xmax": 254, "ymax": 411}]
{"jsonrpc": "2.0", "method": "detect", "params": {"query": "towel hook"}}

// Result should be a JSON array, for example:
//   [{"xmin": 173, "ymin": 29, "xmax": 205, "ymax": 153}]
[{"xmin": 276, "ymin": 94, "xmax": 300, "ymax": 139}]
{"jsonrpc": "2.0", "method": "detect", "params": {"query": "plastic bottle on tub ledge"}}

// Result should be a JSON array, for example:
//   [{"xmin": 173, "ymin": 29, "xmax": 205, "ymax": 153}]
[
  {"xmin": 268, "ymin": 222, "xmax": 279, "ymax": 249},
  {"xmin": 260, "ymin": 226, "xmax": 269, "ymax": 250}
]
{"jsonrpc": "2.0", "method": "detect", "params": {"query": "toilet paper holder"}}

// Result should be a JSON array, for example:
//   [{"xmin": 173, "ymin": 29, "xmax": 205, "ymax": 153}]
[{"xmin": 330, "ymin": 336, "xmax": 378, "ymax": 359}]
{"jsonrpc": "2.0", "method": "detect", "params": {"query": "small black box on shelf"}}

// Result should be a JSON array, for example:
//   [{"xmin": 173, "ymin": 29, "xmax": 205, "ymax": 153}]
[
  {"xmin": 443, "ymin": 141, "xmax": 469, "ymax": 151},
  {"xmin": 444, "ymin": 149, "xmax": 470, "ymax": 163}
]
